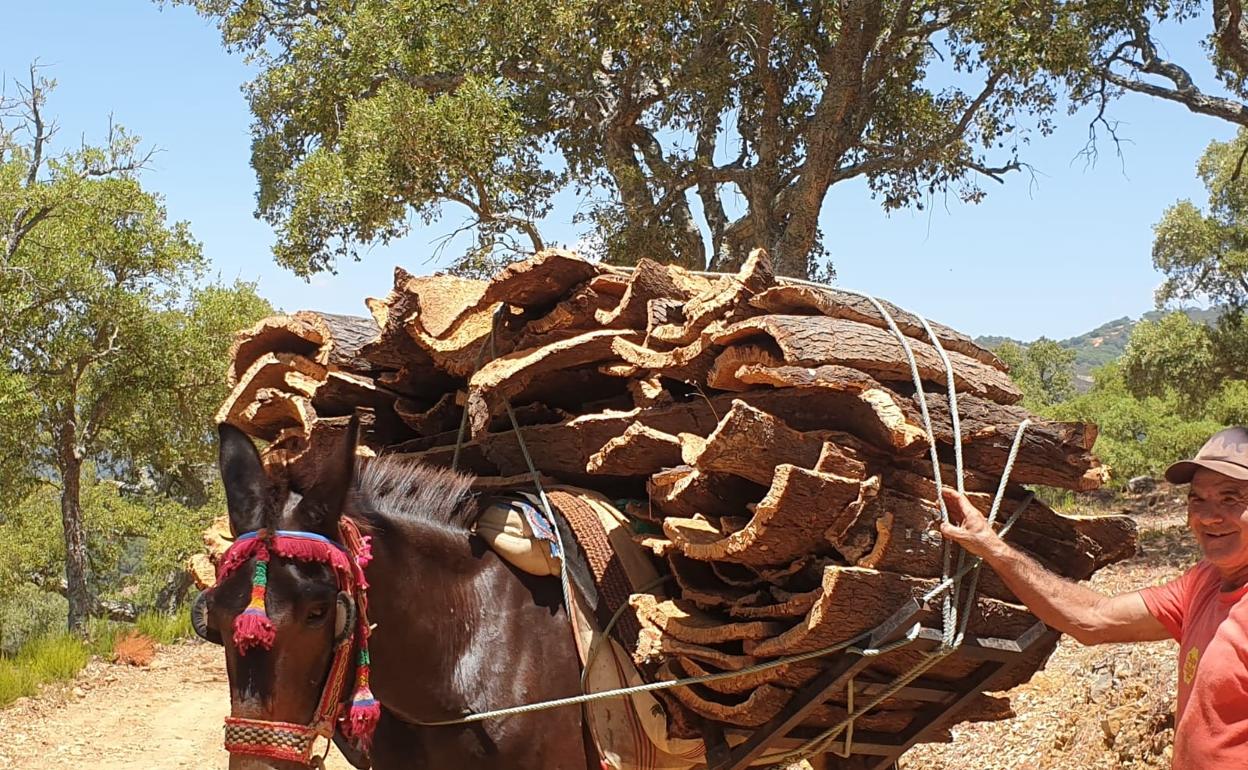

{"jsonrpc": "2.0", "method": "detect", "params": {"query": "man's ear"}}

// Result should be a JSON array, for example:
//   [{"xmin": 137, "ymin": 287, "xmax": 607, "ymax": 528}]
[
  {"xmin": 218, "ymin": 423, "xmax": 271, "ymax": 535},
  {"xmin": 294, "ymin": 413, "xmax": 360, "ymax": 537}
]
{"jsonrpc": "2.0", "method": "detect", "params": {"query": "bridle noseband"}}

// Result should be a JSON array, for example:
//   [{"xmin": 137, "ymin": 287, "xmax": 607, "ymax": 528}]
[{"xmin": 213, "ymin": 520, "xmax": 378, "ymax": 766}]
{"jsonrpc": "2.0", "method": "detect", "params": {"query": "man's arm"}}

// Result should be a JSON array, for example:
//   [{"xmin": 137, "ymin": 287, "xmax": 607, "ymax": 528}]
[{"xmin": 940, "ymin": 488, "xmax": 1170, "ymax": 645}]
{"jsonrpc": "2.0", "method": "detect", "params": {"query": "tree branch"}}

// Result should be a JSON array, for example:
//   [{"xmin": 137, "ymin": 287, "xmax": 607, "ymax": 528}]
[{"xmin": 1103, "ymin": 21, "xmax": 1248, "ymax": 125}]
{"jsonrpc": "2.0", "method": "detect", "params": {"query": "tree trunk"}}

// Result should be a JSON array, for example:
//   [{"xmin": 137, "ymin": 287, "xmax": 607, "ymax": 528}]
[{"xmin": 58, "ymin": 431, "xmax": 91, "ymax": 633}]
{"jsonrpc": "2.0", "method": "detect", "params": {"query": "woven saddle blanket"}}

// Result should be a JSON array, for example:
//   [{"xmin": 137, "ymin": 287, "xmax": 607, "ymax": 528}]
[
  {"xmin": 475, "ymin": 487, "xmax": 803, "ymax": 769},
  {"xmin": 476, "ymin": 486, "xmax": 709, "ymax": 770}
]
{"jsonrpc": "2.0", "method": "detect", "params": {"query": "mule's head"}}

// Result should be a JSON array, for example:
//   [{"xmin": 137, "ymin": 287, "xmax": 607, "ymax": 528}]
[{"xmin": 195, "ymin": 420, "xmax": 364, "ymax": 769}]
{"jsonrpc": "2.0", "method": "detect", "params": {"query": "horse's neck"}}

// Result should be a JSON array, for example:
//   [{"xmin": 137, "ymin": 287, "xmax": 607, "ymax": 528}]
[{"xmin": 363, "ymin": 519, "xmax": 520, "ymax": 716}]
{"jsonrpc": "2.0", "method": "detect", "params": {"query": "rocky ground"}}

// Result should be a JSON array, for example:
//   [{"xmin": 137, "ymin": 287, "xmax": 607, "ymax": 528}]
[{"xmin": 0, "ymin": 486, "xmax": 1190, "ymax": 770}]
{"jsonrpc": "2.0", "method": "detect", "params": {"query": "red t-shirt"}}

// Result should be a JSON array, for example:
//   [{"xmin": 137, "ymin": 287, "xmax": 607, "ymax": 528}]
[{"xmin": 1141, "ymin": 561, "xmax": 1248, "ymax": 769}]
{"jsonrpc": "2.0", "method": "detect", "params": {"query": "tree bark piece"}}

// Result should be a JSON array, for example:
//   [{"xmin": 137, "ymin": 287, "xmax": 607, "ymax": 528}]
[
  {"xmin": 630, "ymin": 594, "xmax": 789, "ymax": 644},
  {"xmin": 733, "ymin": 363, "xmax": 928, "ymax": 452},
  {"xmin": 474, "ymin": 248, "xmax": 600, "ymax": 310},
  {"xmin": 612, "ymin": 333, "xmax": 723, "ymax": 384},
  {"xmin": 713, "ymin": 315, "xmax": 1022, "ymax": 404},
  {"xmin": 595, "ymin": 258, "xmax": 691, "ymax": 329},
  {"xmin": 466, "ymin": 329, "xmax": 640, "ymax": 435},
  {"xmin": 919, "ymin": 391, "xmax": 1108, "ymax": 491},
  {"xmin": 663, "ymin": 465, "xmax": 880, "ymax": 567},
  {"xmin": 586, "ymin": 422, "xmax": 684, "ymax": 476},
  {"xmin": 751, "ymin": 283, "xmax": 1006, "ymax": 370},
  {"xmin": 647, "ymin": 466, "xmax": 766, "ymax": 520},
  {"xmin": 215, "ymin": 352, "xmax": 328, "ymax": 427},
  {"xmin": 395, "ymin": 392, "xmax": 463, "ymax": 436},
  {"xmin": 685, "ymin": 399, "xmax": 868, "ymax": 486},
  {"xmin": 651, "ymin": 247, "xmax": 775, "ymax": 345},
  {"xmin": 747, "ymin": 566, "xmax": 1038, "ymax": 658},
  {"xmin": 705, "ymin": 344, "xmax": 784, "ymax": 391}
]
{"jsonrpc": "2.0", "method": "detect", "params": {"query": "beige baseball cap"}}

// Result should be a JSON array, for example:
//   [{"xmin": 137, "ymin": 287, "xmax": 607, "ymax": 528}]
[{"xmin": 1165, "ymin": 426, "xmax": 1248, "ymax": 483}]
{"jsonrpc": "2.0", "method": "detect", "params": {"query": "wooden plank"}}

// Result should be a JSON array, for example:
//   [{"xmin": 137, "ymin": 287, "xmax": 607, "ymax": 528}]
[{"xmin": 866, "ymin": 622, "xmax": 1058, "ymax": 770}]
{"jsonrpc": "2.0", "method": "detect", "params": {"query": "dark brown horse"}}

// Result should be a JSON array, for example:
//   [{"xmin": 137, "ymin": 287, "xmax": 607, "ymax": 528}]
[{"xmin": 197, "ymin": 420, "xmax": 597, "ymax": 770}]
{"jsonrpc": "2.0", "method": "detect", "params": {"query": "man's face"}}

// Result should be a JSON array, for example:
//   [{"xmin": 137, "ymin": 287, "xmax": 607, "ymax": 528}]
[{"xmin": 1187, "ymin": 468, "xmax": 1248, "ymax": 583}]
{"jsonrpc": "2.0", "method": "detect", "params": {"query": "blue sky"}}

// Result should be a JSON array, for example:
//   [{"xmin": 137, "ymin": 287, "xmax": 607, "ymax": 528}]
[{"xmin": 2, "ymin": 2, "xmax": 1239, "ymax": 340}]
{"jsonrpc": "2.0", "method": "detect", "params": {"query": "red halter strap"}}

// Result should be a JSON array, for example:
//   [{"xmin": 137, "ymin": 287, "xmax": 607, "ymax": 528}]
[{"xmin": 216, "ymin": 519, "xmax": 378, "ymax": 765}]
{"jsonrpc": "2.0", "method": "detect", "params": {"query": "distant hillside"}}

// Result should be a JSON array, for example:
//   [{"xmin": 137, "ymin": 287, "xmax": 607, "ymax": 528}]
[{"xmin": 975, "ymin": 307, "xmax": 1223, "ymax": 388}]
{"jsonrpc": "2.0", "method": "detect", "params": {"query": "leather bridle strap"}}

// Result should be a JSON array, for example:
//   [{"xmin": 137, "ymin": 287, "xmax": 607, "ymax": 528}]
[
  {"xmin": 223, "ymin": 629, "xmax": 354, "ymax": 764},
  {"xmin": 217, "ymin": 521, "xmax": 375, "ymax": 766}
]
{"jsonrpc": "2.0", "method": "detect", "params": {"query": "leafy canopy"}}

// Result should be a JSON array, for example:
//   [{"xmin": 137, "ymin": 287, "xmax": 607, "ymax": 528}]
[
  {"xmin": 1118, "ymin": 129, "xmax": 1248, "ymax": 415},
  {"xmin": 176, "ymin": 0, "xmax": 1177, "ymax": 279}
]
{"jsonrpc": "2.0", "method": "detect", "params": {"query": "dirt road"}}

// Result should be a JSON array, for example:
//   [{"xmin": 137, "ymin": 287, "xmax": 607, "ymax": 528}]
[{"xmin": 0, "ymin": 641, "xmax": 349, "ymax": 770}]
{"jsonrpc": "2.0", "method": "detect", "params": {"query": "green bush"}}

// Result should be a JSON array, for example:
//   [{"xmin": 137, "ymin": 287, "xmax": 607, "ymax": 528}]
[{"xmin": 0, "ymin": 585, "xmax": 67, "ymax": 656}]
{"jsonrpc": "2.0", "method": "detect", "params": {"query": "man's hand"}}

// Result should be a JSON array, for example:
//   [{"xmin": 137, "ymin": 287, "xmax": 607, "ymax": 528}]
[{"xmin": 939, "ymin": 487, "xmax": 1007, "ymax": 560}]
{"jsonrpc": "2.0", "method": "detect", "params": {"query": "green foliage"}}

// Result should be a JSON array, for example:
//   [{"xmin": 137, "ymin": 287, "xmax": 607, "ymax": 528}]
[
  {"xmin": 0, "ymin": 630, "xmax": 90, "ymax": 708},
  {"xmin": 0, "ymin": 74, "xmax": 272, "ymax": 628},
  {"xmin": 994, "ymin": 338, "xmax": 1076, "ymax": 409},
  {"xmin": 0, "ymin": 585, "xmax": 67, "ymax": 656},
  {"xmin": 174, "ymin": 0, "xmax": 1176, "ymax": 278},
  {"xmin": 0, "ymin": 658, "xmax": 38, "ymax": 705},
  {"xmin": 1050, "ymin": 363, "xmax": 1230, "ymax": 484},
  {"xmin": 1128, "ymin": 128, "xmax": 1248, "ymax": 416},
  {"xmin": 21, "ymin": 634, "xmax": 90, "ymax": 682}
]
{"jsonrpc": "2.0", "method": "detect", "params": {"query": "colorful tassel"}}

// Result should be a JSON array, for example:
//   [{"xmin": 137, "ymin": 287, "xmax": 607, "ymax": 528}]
[
  {"xmin": 233, "ymin": 556, "xmax": 277, "ymax": 653},
  {"xmin": 341, "ymin": 647, "xmax": 381, "ymax": 747}
]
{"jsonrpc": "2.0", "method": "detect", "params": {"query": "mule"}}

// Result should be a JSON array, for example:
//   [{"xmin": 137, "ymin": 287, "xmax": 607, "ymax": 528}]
[{"xmin": 197, "ymin": 418, "xmax": 597, "ymax": 770}]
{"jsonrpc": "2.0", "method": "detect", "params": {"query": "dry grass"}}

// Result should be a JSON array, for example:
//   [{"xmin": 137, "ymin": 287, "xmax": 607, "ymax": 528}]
[
  {"xmin": 900, "ymin": 485, "xmax": 1192, "ymax": 770},
  {"xmin": 111, "ymin": 632, "xmax": 156, "ymax": 668}
]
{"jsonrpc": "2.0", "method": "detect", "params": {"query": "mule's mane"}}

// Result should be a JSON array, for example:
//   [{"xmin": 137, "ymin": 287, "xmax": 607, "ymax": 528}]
[{"xmin": 353, "ymin": 456, "xmax": 477, "ymax": 532}]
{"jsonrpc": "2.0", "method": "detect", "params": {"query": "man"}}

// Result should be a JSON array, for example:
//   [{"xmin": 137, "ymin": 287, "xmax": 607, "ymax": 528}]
[{"xmin": 941, "ymin": 425, "xmax": 1248, "ymax": 770}]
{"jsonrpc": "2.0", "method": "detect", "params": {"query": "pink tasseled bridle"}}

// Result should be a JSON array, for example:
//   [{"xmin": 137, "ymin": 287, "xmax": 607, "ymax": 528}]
[{"xmin": 215, "ymin": 518, "xmax": 379, "ymax": 765}]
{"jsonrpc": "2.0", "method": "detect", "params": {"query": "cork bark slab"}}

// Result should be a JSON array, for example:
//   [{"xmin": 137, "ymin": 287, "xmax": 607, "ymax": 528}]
[
  {"xmin": 634, "ymin": 621, "xmax": 756, "ymax": 670},
  {"xmin": 662, "ymin": 465, "xmax": 879, "ymax": 567},
  {"xmin": 612, "ymin": 334, "xmax": 723, "ymax": 384},
  {"xmin": 216, "ymin": 352, "xmax": 328, "ymax": 427},
  {"xmin": 629, "ymin": 594, "xmax": 789, "ymax": 644},
  {"xmin": 647, "ymin": 466, "xmax": 767, "ymax": 520},
  {"xmin": 884, "ymin": 468, "xmax": 1137, "ymax": 575},
  {"xmin": 464, "ymin": 329, "xmax": 640, "ymax": 434},
  {"xmin": 398, "ymin": 272, "xmax": 489, "ymax": 339},
  {"xmin": 749, "ymin": 283, "xmax": 1005, "ymax": 370},
  {"xmin": 746, "ymin": 565, "xmax": 1038, "ymax": 658},
  {"xmin": 919, "ymin": 390, "xmax": 1108, "ymax": 491},
  {"xmin": 240, "ymin": 389, "xmax": 316, "ymax": 442},
  {"xmin": 732, "ymin": 363, "xmax": 928, "ymax": 452},
  {"xmin": 394, "ymin": 392, "xmax": 462, "ymax": 436},
  {"xmin": 658, "ymin": 659, "xmax": 925, "ymax": 732},
  {"xmin": 684, "ymin": 399, "xmax": 868, "ymax": 486},
  {"xmin": 713, "ymin": 315, "xmax": 1022, "ymax": 404},
  {"xmin": 650, "ymin": 247, "xmax": 775, "ymax": 345},
  {"xmin": 515, "ymin": 283, "xmax": 618, "ymax": 347},
  {"xmin": 586, "ymin": 422, "xmax": 683, "ymax": 476},
  {"xmin": 595, "ymin": 258, "xmax": 691, "ymax": 329},
  {"xmin": 473, "ymin": 248, "xmax": 601, "ymax": 310},
  {"xmin": 228, "ymin": 315, "xmax": 326, "ymax": 386}
]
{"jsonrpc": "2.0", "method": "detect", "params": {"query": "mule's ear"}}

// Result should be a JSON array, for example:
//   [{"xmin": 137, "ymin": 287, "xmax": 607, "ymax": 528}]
[
  {"xmin": 296, "ymin": 413, "xmax": 360, "ymax": 536},
  {"xmin": 192, "ymin": 590, "xmax": 223, "ymax": 645},
  {"xmin": 218, "ymin": 423, "xmax": 271, "ymax": 536}
]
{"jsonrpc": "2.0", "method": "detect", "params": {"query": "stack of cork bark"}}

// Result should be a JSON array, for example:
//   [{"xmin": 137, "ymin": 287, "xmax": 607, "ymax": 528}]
[{"xmin": 215, "ymin": 248, "xmax": 1136, "ymax": 744}]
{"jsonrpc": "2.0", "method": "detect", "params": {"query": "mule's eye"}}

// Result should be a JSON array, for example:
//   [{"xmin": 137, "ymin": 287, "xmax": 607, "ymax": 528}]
[{"xmin": 306, "ymin": 605, "xmax": 330, "ymax": 625}]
